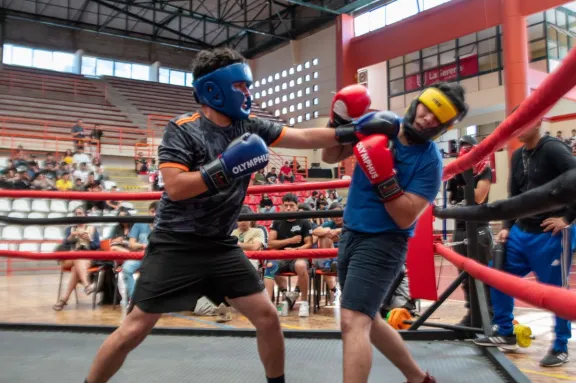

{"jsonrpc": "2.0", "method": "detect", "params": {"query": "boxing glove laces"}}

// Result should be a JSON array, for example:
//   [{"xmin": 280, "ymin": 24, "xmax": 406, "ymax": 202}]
[
  {"xmin": 354, "ymin": 134, "xmax": 404, "ymax": 203},
  {"xmin": 200, "ymin": 133, "xmax": 269, "ymax": 191},
  {"xmin": 336, "ymin": 111, "xmax": 400, "ymax": 145}
]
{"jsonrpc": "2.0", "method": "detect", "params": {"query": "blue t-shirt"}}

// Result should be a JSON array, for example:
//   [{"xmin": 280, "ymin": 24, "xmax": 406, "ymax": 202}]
[
  {"xmin": 129, "ymin": 223, "xmax": 153, "ymax": 245},
  {"xmin": 343, "ymin": 136, "xmax": 442, "ymax": 236}
]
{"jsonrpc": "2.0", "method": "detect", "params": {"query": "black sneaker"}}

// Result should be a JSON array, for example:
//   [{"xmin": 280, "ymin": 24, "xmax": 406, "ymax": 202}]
[
  {"xmin": 473, "ymin": 334, "xmax": 518, "ymax": 351},
  {"xmin": 540, "ymin": 349, "xmax": 569, "ymax": 367}
]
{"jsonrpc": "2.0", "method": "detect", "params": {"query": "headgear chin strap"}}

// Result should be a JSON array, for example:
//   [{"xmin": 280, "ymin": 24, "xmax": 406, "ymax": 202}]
[
  {"xmin": 403, "ymin": 86, "xmax": 468, "ymax": 145},
  {"xmin": 193, "ymin": 62, "xmax": 253, "ymax": 121}
]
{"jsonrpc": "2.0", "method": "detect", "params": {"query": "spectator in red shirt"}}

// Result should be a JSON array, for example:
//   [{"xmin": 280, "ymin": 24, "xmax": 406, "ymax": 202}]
[{"xmin": 279, "ymin": 161, "xmax": 295, "ymax": 183}]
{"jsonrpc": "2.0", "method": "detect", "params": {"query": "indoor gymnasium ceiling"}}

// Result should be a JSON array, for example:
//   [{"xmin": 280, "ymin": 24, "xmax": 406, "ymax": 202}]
[{"xmin": 0, "ymin": 0, "xmax": 391, "ymax": 57}]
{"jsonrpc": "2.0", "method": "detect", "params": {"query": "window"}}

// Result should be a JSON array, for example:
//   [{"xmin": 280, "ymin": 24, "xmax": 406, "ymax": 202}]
[
  {"xmin": 313, "ymin": 98, "xmax": 319, "ymax": 105},
  {"xmin": 275, "ymin": 85, "xmax": 280, "ymax": 92},
  {"xmin": 268, "ymin": 87, "xmax": 273, "ymax": 94},
  {"xmin": 528, "ymin": 24, "xmax": 544, "ymax": 41},
  {"xmin": 275, "ymin": 73, "xmax": 280, "ymax": 80},
  {"xmin": 466, "ymin": 125, "xmax": 477, "ymax": 136},
  {"xmin": 289, "ymin": 117, "xmax": 295, "ymax": 125},
  {"xmin": 185, "ymin": 72, "xmax": 194, "ymax": 86},
  {"xmin": 275, "ymin": 97, "xmax": 280, "ymax": 104},
  {"xmin": 529, "ymin": 40, "xmax": 546, "ymax": 60},
  {"xmin": 305, "ymin": 61, "xmax": 310, "ymax": 69},
  {"xmin": 305, "ymin": 113, "xmax": 311, "ymax": 121},
  {"xmin": 527, "ymin": 12, "xmax": 544, "ymax": 25},
  {"xmin": 289, "ymin": 80, "xmax": 295, "ymax": 87},
  {"xmin": 262, "ymin": 90, "xmax": 267, "ymax": 97},
  {"xmin": 312, "ymin": 58, "xmax": 319, "ymax": 66},
  {"xmin": 389, "ymin": 78, "xmax": 404, "ymax": 95},
  {"xmin": 255, "ymin": 92, "xmax": 260, "ymax": 99},
  {"xmin": 297, "ymin": 115, "xmax": 303, "ymax": 123},
  {"xmin": 268, "ymin": 75, "xmax": 273, "ymax": 82},
  {"xmin": 255, "ymin": 81, "xmax": 260, "ymax": 87},
  {"xmin": 289, "ymin": 105, "xmax": 295, "ymax": 112},
  {"xmin": 159, "ymin": 67, "xmax": 170, "ymax": 83},
  {"xmin": 170, "ymin": 70, "xmax": 185, "ymax": 86},
  {"xmin": 478, "ymin": 38, "xmax": 497, "ymax": 55},
  {"xmin": 275, "ymin": 110, "xmax": 281, "ymax": 117},
  {"xmin": 370, "ymin": 6, "xmax": 387, "ymax": 31},
  {"xmin": 313, "ymin": 84, "xmax": 319, "ymax": 92},
  {"xmin": 115, "ymin": 62, "xmax": 132, "ymax": 78},
  {"xmin": 355, "ymin": 13, "xmax": 371, "ymax": 36},
  {"xmin": 405, "ymin": 60, "xmax": 419, "ymax": 75},
  {"xmin": 282, "ymin": 107, "xmax": 287, "ymax": 114},
  {"xmin": 282, "ymin": 70, "xmax": 287, "ymax": 77},
  {"xmin": 96, "ymin": 59, "xmax": 114, "ymax": 76},
  {"xmin": 422, "ymin": 45, "xmax": 438, "ymax": 57},
  {"xmin": 133, "ymin": 64, "xmax": 150, "ymax": 81},
  {"xmin": 313, "ymin": 111, "xmax": 319, "ymax": 118},
  {"xmin": 385, "ymin": 0, "xmax": 418, "ymax": 26},
  {"xmin": 297, "ymin": 64, "xmax": 303, "ymax": 72},
  {"xmin": 305, "ymin": 100, "xmax": 311, "ymax": 107},
  {"xmin": 289, "ymin": 68, "xmax": 295, "ymax": 75},
  {"xmin": 282, "ymin": 82, "xmax": 287, "ymax": 90},
  {"xmin": 297, "ymin": 77, "xmax": 303, "ymax": 85},
  {"xmin": 313, "ymin": 72, "xmax": 318, "ymax": 79},
  {"xmin": 477, "ymin": 27, "xmax": 496, "ymax": 40},
  {"xmin": 82, "ymin": 56, "xmax": 97, "ymax": 76},
  {"xmin": 282, "ymin": 95, "xmax": 287, "ymax": 102},
  {"xmin": 262, "ymin": 78, "xmax": 267, "ymax": 85},
  {"xmin": 262, "ymin": 102, "xmax": 267, "ymax": 108},
  {"xmin": 478, "ymin": 53, "xmax": 499, "ymax": 71},
  {"xmin": 419, "ymin": 0, "xmax": 450, "ymax": 11},
  {"xmin": 458, "ymin": 33, "xmax": 476, "ymax": 46},
  {"xmin": 297, "ymin": 90, "xmax": 303, "ymax": 97},
  {"xmin": 305, "ymin": 74, "xmax": 310, "ymax": 82},
  {"xmin": 439, "ymin": 50, "xmax": 455, "ymax": 65},
  {"xmin": 33, "ymin": 50, "xmax": 52, "ymax": 70},
  {"xmin": 422, "ymin": 56, "xmax": 438, "ymax": 70},
  {"xmin": 305, "ymin": 87, "xmax": 311, "ymax": 95},
  {"xmin": 289, "ymin": 92, "xmax": 295, "ymax": 100},
  {"xmin": 297, "ymin": 103, "xmax": 303, "ymax": 110}
]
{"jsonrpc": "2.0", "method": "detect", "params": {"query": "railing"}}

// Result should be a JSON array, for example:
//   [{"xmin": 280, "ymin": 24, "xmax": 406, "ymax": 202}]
[
  {"xmin": 0, "ymin": 71, "xmax": 108, "ymax": 104},
  {"xmin": 0, "ymin": 117, "xmax": 154, "ymax": 154}
]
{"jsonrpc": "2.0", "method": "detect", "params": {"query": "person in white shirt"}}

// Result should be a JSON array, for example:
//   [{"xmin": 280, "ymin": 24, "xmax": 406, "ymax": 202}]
[
  {"xmin": 73, "ymin": 162, "xmax": 90, "ymax": 184},
  {"xmin": 72, "ymin": 146, "xmax": 91, "ymax": 165}
]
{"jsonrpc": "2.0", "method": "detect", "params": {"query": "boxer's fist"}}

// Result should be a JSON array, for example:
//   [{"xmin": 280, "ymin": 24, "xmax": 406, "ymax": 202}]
[
  {"xmin": 200, "ymin": 133, "xmax": 269, "ymax": 191},
  {"xmin": 354, "ymin": 135, "xmax": 404, "ymax": 203},
  {"xmin": 336, "ymin": 111, "xmax": 400, "ymax": 145},
  {"xmin": 328, "ymin": 85, "xmax": 371, "ymax": 128}
]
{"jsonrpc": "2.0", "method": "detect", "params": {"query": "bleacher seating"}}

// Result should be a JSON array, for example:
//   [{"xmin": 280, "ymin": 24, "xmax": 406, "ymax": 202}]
[
  {"xmin": 105, "ymin": 77, "xmax": 286, "ymax": 126},
  {"xmin": 0, "ymin": 66, "xmax": 143, "ymax": 148}
]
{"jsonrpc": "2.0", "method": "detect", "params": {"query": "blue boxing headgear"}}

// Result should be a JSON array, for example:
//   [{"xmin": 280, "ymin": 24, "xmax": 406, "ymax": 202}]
[{"xmin": 193, "ymin": 62, "xmax": 253, "ymax": 121}]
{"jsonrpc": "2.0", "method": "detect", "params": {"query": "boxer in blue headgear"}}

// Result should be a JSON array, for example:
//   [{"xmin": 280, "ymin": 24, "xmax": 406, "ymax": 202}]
[{"xmin": 193, "ymin": 61, "xmax": 254, "ymax": 120}]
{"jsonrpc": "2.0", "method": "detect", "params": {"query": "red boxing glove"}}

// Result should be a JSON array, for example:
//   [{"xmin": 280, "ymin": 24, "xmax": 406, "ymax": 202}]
[
  {"xmin": 328, "ymin": 84, "xmax": 371, "ymax": 127},
  {"xmin": 354, "ymin": 135, "xmax": 404, "ymax": 203}
]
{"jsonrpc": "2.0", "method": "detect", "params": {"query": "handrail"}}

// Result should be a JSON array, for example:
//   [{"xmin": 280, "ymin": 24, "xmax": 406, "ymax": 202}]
[
  {"xmin": 0, "ymin": 116, "xmax": 145, "ymax": 137},
  {"xmin": 0, "ymin": 133, "xmax": 100, "ymax": 157}
]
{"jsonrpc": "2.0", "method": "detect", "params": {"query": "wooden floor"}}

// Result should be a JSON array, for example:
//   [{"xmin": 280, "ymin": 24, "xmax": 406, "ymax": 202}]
[{"xmin": 0, "ymin": 272, "xmax": 574, "ymax": 382}]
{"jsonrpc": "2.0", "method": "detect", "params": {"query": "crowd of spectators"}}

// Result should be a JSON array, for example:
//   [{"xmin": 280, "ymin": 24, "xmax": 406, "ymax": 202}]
[{"xmin": 0, "ymin": 145, "xmax": 109, "ymax": 193}]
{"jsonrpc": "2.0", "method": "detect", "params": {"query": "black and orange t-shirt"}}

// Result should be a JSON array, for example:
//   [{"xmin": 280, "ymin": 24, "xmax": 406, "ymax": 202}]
[{"xmin": 156, "ymin": 112, "xmax": 285, "ymax": 237}]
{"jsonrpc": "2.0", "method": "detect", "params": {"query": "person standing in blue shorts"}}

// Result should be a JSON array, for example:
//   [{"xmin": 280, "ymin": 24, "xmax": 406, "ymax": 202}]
[
  {"xmin": 474, "ymin": 119, "xmax": 576, "ymax": 367},
  {"xmin": 323, "ymin": 82, "xmax": 469, "ymax": 383}
]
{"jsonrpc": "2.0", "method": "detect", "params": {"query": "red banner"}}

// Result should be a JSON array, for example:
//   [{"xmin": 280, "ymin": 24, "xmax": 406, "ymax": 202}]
[{"xmin": 404, "ymin": 55, "xmax": 478, "ymax": 92}]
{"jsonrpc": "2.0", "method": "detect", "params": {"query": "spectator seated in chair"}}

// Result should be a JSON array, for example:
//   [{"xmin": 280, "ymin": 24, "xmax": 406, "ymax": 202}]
[
  {"xmin": 259, "ymin": 193, "xmax": 275, "ymax": 213},
  {"xmin": 265, "ymin": 167, "xmax": 278, "ymax": 184},
  {"xmin": 53, "ymin": 206, "xmax": 101, "ymax": 311},
  {"xmin": 265, "ymin": 193, "xmax": 312, "ymax": 317},
  {"xmin": 279, "ymin": 161, "xmax": 295, "ymax": 183},
  {"xmin": 253, "ymin": 168, "xmax": 267, "ymax": 185},
  {"xmin": 122, "ymin": 202, "xmax": 157, "ymax": 306},
  {"xmin": 312, "ymin": 202, "xmax": 344, "ymax": 305}
]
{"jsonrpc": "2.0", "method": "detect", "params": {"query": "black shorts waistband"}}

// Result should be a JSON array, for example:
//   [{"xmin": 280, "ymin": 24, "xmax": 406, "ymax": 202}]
[
  {"xmin": 151, "ymin": 229, "xmax": 239, "ymax": 251},
  {"xmin": 342, "ymin": 228, "xmax": 409, "ymax": 241}
]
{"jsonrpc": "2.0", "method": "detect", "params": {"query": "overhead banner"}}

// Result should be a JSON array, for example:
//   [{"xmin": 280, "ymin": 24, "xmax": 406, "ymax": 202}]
[{"xmin": 405, "ymin": 55, "xmax": 479, "ymax": 92}]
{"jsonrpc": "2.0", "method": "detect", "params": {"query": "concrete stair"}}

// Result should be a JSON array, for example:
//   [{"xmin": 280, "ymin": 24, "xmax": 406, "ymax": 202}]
[
  {"xmin": 103, "ymin": 80, "xmax": 150, "ymax": 131},
  {"xmin": 106, "ymin": 168, "xmax": 153, "ymax": 213}
]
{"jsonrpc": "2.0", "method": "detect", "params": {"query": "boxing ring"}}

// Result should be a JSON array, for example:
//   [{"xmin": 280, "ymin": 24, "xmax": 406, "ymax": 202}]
[{"xmin": 3, "ymin": 46, "xmax": 576, "ymax": 383}]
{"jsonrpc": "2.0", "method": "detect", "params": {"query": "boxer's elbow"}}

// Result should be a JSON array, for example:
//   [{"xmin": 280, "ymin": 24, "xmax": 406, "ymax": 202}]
[
  {"xmin": 321, "ymin": 145, "xmax": 354, "ymax": 164},
  {"xmin": 162, "ymin": 169, "xmax": 208, "ymax": 201},
  {"xmin": 385, "ymin": 193, "xmax": 430, "ymax": 229}
]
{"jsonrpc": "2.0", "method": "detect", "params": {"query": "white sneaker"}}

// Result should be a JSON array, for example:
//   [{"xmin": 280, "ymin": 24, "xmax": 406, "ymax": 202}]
[
  {"xmin": 331, "ymin": 288, "xmax": 341, "ymax": 306},
  {"xmin": 298, "ymin": 301, "xmax": 310, "ymax": 317},
  {"xmin": 216, "ymin": 303, "xmax": 232, "ymax": 323},
  {"xmin": 284, "ymin": 291, "xmax": 299, "ymax": 310}
]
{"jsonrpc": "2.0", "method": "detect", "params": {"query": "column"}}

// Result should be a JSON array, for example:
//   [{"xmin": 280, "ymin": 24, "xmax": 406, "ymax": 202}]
[
  {"xmin": 336, "ymin": 14, "xmax": 356, "ymax": 90},
  {"xmin": 150, "ymin": 61, "xmax": 160, "ymax": 82},
  {"xmin": 72, "ymin": 49, "xmax": 84, "ymax": 75},
  {"xmin": 502, "ymin": 0, "xmax": 529, "ymax": 159}
]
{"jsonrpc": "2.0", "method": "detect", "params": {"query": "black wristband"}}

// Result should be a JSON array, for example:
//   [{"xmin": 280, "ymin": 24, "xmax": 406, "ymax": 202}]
[
  {"xmin": 199, "ymin": 158, "xmax": 230, "ymax": 191},
  {"xmin": 374, "ymin": 177, "xmax": 404, "ymax": 202}
]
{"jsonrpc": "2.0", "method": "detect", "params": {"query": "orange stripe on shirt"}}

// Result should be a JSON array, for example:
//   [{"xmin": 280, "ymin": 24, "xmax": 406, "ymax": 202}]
[
  {"xmin": 176, "ymin": 113, "xmax": 201, "ymax": 126},
  {"xmin": 269, "ymin": 126, "xmax": 288, "ymax": 147},
  {"xmin": 159, "ymin": 163, "xmax": 189, "ymax": 172}
]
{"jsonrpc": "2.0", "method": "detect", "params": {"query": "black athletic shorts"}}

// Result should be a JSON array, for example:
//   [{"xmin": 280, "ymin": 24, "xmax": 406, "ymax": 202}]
[{"xmin": 131, "ymin": 230, "xmax": 265, "ymax": 314}]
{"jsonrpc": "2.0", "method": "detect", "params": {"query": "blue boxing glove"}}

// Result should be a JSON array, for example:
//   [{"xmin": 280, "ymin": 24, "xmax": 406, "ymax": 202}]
[
  {"xmin": 200, "ymin": 133, "xmax": 269, "ymax": 191},
  {"xmin": 335, "ymin": 111, "xmax": 400, "ymax": 145}
]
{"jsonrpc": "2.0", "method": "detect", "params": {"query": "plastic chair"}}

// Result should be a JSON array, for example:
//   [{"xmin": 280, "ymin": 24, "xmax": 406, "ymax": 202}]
[
  {"xmin": 7, "ymin": 212, "xmax": 26, "ymax": 218},
  {"xmin": 12, "ymin": 199, "xmax": 31, "ymax": 213},
  {"xmin": 47, "ymin": 213, "xmax": 65, "ymax": 219},
  {"xmin": 0, "ymin": 199, "xmax": 12, "ymax": 213},
  {"xmin": 23, "ymin": 226, "xmax": 44, "ymax": 240},
  {"xmin": 27, "ymin": 212, "xmax": 47, "ymax": 219},
  {"xmin": 68, "ymin": 201, "xmax": 85, "ymax": 212},
  {"xmin": 40, "ymin": 243, "xmax": 59, "ymax": 253},
  {"xmin": 31, "ymin": 199, "xmax": 50, "ymax": 213},
  {"xmin": 44, "ymin": 227, "xmax": 64, "ymax": 241},
  {"xmin": 18, "ymin": 243, "xmax": 40, "ymax": 252},
  {"xmin": 2, "ymin": 226, "xmax": 22, "ymax": 240},
  {"xmin": 50, "ymin": 200, "xmax": 69, "ymax": 213}
]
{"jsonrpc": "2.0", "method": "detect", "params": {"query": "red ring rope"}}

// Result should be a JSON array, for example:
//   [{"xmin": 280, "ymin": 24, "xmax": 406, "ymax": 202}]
[
  {"xmin": 0, "ymin": 248, "xmax": 337, "ymax": 261},
  {"xmin": 435, "ymin": 243, "xmax": 576, "ymax": 321},
  {"xmin": 442, "ymin": 45, "xmax": 576, "ymax": 181},
  {"xmin": 0, "ymin": 180, "xmax": 351, "ymax": 200}
]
